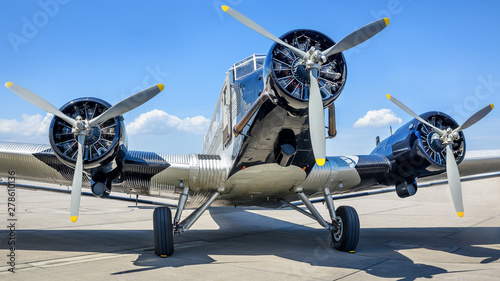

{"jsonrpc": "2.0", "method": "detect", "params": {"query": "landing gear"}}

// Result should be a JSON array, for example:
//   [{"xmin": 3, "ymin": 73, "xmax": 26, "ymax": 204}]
[
  {"xmin": 281, "ymin": 187, "xmax": 360, "ymax": 252},
  {"xmin": 153, "ymin": 207, "xmax": 174, "ymax": 257},
  {"xmin": 152, "ymin": 186, "xmax": 225, "ymax": 257},
  {"xmin": 331, "ymin": 206, "xmax": 359, "ymax": 252}
]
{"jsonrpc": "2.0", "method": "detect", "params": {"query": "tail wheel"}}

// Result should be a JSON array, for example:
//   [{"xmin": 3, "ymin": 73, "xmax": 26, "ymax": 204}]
[
  {"xmin": 153, "ymin": 207, "xmax": 174, "ymax": 257},
  {"xmin": 331, "ymin": 206, "xmax": 360, "ymax": 252}
]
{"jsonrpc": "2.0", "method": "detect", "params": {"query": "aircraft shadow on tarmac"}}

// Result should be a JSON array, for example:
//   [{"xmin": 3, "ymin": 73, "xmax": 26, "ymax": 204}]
[{"xmin": 2, "ymin": 207, "xmax": 499, "ymax": 280}]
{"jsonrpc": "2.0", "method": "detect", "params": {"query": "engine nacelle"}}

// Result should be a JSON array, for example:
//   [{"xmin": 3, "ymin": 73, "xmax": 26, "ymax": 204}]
[
  {"xmin": 263, "ymin": 29, "xmax": 347, "ymax": 116},
  {"xmin": 373, "ymin": 111, "xmax": 466, "ymax": 184},
  {"xmin": 49, "ymin": 97, "xmax": 127, "ymax": 189}
]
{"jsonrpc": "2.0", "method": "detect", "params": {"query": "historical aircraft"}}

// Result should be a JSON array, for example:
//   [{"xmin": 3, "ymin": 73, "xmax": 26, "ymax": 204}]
[{"xmin": 1, "ymin": 6, "xmax": 499, "ymax": 257}]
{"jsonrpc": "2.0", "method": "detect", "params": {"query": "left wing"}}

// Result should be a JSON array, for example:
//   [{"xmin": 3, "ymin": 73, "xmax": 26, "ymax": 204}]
[{"xmin": 0, "ymin": 142, "xmax": 228, "ymax": 208}]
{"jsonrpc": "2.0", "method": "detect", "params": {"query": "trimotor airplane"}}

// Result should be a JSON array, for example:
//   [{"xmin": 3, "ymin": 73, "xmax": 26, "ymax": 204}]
[{"xmin": 1, "ymin": 6, "xmax": 500, "ymax": 258}]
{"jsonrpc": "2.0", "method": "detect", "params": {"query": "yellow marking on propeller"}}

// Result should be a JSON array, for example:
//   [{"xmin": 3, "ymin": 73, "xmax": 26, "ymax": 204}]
[
  {"xmin": 491, "ymin": 104, "xmax": 494, "ymax": 109},
  {"xmin": 5, "ymin": 82, "xmax": 13, "ymax": 88},
  {"xmin": 384, "ymin": 18, "xmax": 390, "ymax": 26},
  {"xmin": 457, "ymin": 212, "xmax": 464, "ymax": 217},
  {"xmin": 316, "ymin": 159, "xmax": 325, "ymax": 166},
  {"xmin": 157, "ymin": 83, "xmax": 164, "ymax": 92},
  {"xmin": 221, "ymin": 5, "xmax": 229, "ymax": 12},
  {"xmin": 70, "ymin": 216, "xmax": 78, "ymax": 223},
  {"xmin": 386, "ymin": 94, "xmax": 391, "ymax": 100},
  {"xmin": 160, "ymin": 255, "xmax": 168, "ymax": 258}
]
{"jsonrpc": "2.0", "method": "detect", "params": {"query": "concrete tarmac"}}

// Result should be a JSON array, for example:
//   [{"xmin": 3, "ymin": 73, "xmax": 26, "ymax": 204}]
[{"xmin": 1, "ymin": 176, "xmax": 499, "ymax": 280}]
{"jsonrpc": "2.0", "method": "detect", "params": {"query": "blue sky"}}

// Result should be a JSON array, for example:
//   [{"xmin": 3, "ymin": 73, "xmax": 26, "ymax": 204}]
[{"xmin": 1, "ymin": 0, "xmax": 499, "ymax": 156}]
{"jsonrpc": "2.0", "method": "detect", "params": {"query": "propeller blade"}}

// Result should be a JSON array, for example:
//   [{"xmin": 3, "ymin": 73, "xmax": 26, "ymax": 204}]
[
  {"xmin": 5, "ymin": 82, "xmax": 75, "ymax": 126},
  {"xmin": 221, "ymin": 6, "xmax": 306, "ymax": 59},
  {"xmin": 322, "ymin": 18, "xmax": 390, "ymax": 58},
  {"xmin": 308, "ymin": 70, "xmax": 326, "ymax": 166},
  {"xmin": 446, "ymin": 144, "xmax": 464, "ymax": 217},
  {"xmin": 69, "ymin": 134, "xmax": 85, "ymax": 222},
  {"xmin": 89, "ymin": 84, "xmax": 164, "ymax": 127},
  {"xmin": 386, "ymin": 94, "xmax": 445, "ymax": 136},
  {"xmin": 454, "ymin": 104, "xmax": 494, "ymax": 133}
]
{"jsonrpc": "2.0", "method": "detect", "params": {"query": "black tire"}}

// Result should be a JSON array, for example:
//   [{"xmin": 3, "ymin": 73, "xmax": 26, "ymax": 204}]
[
  {"xmin": 331, "ymin": 206, "xmax": 360, "ymax": 252},
  {"xmin": 153, "ymin": 207, "xmax": 174, "ymax": 257}
]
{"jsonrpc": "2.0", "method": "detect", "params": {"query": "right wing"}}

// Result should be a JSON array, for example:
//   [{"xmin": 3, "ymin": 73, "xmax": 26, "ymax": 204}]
[{"xmin": 421, "ymin": 150, "xmax": 500, "ymax": 182}]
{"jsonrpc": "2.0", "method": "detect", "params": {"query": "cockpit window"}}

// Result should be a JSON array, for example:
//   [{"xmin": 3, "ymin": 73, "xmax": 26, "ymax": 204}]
[{"xmin": 232, "ymin": 54, "xmax": 265, "ymax": 80}]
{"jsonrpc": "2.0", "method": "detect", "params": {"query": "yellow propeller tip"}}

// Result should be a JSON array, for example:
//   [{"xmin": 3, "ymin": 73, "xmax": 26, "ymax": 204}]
[
  {"xmin": 316, "ymin": 159, "xmax": 326, "ymax": 166},
  {"xmin": 70, "ymin": 216, "xmax": 78, "ymax": 223},
  {"xmin": 490, "ymin": 104, "xmax": 494, "ymax": 110},
  {"xmin": 386, "ymin": 94, "xmax": 391, "ymax": 99},
  {"xmin": 157, "ymin": 83, "xmax": 164, "ymax": 92},
  {"xmin": 221, "ymin": 5, "xmax": 229, "ymax": 12},
  {"xmin": 384, "ymin": 18, "xmax": 390, "ymax": 26},
  {"xmin": 457, "ymin": 212, "xmax": 464, "ymax": 217},
  {"xmin": 5, "ymin": 82, "xmax": 13, "ymax": 88}
]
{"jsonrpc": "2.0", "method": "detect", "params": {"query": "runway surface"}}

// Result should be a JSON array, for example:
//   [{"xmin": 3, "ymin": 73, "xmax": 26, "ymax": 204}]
[{"xmin": 1, "ymin": 176, "xmax": 499, "ymax": 280}]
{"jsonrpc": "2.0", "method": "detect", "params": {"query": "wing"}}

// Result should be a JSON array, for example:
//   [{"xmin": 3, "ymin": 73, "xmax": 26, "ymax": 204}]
[
  {"xmin": 0, "ymin": 141, "xmax": 228, "ymax": 208},
  {"xmin": 319, "ymin": 150, "xmax": 500, "ymax": 195},
  {"xmin": 1, "ymin": 140, "xmax": 499, "ymax": 209},
  {"xmin": 289, "ymin": 150, "xmax": 500, "ymax": 206},
  {"xmin": 418, "ymin": 150, "xmax": 500, "ymax": 182}
]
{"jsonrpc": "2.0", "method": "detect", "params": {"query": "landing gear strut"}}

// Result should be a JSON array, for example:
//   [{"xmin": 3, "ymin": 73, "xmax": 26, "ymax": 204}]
[
  {"xmin": 152, "ymin": 186, "xmax": 224, "ymax": 257},
  {"xmin": 281, "ymin": 187, "xmax": 360, "ymax": 252}
]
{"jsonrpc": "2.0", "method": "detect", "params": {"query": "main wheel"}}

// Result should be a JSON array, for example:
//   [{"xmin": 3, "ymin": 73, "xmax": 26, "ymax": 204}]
[
  {"xmin": 153, "ymin": 207, "xmax": 174, "ymax": 257},
  {"xmin": 331, "ymin": 206, "xmax": 360, "ymax": 252}
]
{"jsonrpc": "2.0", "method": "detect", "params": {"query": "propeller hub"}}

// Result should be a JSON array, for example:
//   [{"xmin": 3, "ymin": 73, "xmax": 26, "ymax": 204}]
[
  {"xmin": 304, "ymin": 47, "xmax": 323, "ymax": 71},
  {"xmin": 72, "ymin": 116, "xmax": 90, "ymax": 136},
  {"xmin": 440, "ymin": 127, "xmax": 456, "ymax": 145}
]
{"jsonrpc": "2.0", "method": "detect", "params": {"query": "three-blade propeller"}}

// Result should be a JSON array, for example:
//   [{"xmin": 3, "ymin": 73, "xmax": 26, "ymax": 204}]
[
  {"xmin": 387, "ymin": 94, "xmax": 494, "ymax": 217},
  {"xmin": 5, "ymin": 82, "xmax": 164, "ymax": 222},
  {"xmin": 222, "ymin": 5, "xmax": 389, "ymax": 166}
]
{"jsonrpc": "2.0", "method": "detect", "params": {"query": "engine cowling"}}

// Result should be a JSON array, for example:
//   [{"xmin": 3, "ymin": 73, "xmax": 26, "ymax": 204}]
[
  {"xmin": 48, "ymin": 97, "xmax": 127, "ymax": 195},
  {"xmin": 263, "ymin": 29, "xmax": 347, "ymax": 116},
  {"xmin": 373, "ymin": 111, "xmax": 466, "ymax": 184}
]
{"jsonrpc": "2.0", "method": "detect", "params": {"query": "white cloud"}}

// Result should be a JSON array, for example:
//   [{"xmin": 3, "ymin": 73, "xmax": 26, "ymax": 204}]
[
  {"xmin": 126, "ymin": 109, "xmax": 209, "ymax": 135},
  {"xmin": 353, "ymin": 109, "xmax": 402, "ymax": 128},
  {"xmin": 0, "ymin": 113, "xmax": 52, "ymax": 137},
  {"xmin": 0, "ymin": 110, "xmax": 209, "ymax": 145}
]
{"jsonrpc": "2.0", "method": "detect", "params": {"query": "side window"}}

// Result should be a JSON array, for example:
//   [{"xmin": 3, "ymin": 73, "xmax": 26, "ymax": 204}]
[{"xmin": 222, "ymin": 84, "xmax": 232, "ymax": 146}]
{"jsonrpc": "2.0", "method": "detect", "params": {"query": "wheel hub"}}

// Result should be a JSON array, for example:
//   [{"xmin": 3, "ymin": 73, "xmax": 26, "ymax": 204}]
[{"xmin": 331, "ymin": 217, "xmax": 343, "ymax": 242}]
